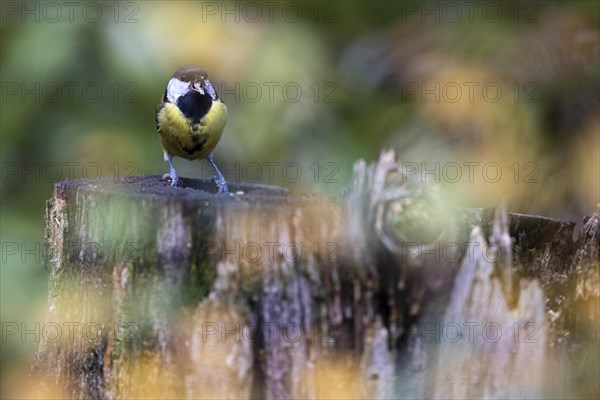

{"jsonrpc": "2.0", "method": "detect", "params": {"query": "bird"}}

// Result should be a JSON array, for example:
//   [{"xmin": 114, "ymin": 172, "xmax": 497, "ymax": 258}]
[{"xmin": 156, "ymin": 65, "xmax": 229, "ymax": 193}]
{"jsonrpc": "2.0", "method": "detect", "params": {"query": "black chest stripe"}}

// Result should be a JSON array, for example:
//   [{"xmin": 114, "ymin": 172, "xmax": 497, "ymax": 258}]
[{"xmin": 177, "ymin": 91, "xmax": 213, "ymax": 124}]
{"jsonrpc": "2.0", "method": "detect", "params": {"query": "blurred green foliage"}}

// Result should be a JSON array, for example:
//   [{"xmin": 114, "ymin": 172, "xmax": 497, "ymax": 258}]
[{"xmin": 1, "ymin": 0, "xmax": 598, "ymax": 397}]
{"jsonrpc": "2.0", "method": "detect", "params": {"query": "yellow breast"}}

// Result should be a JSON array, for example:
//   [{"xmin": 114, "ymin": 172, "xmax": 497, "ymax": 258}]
[{"xmin": 157, "ymin": 99, "xmax": 228, "ymax": 160}]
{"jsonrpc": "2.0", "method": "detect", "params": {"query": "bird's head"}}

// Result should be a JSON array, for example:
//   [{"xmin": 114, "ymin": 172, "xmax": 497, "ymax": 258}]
[{"xmin": 165, "ymin": 65, "xmax": 217, "ymax": 103}]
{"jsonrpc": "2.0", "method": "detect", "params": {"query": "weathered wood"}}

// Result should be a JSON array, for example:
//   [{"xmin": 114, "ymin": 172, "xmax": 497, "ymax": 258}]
[
  {"xmin": 32, "ymin": 152, "xmax": 599, "ymax": 399},
  {"xmin": 34, "ymin": 175, "xmax": 345, "ymax": 399}
]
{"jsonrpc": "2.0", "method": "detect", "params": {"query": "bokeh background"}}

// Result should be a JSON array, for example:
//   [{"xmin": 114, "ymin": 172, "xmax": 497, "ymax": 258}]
[{"xmin": 1, "ymin": 0, "xmax": 598, "ymax": 398}]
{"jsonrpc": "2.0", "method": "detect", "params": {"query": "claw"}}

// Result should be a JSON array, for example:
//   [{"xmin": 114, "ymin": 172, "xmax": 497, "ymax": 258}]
[
  {"xmin": 209, "ymin": 153, "xmax": 228, "ymax": 194},
  {"xmin": 163, "ymin": 153, "xmax": 179, "ymax": 187},
  {"xmin": 213, "ymin": 176, "xmax": 228, "ymax": 194},
  {"xmin": 161, "ymin": 173, "xmax": 178, "ymax": 187}
]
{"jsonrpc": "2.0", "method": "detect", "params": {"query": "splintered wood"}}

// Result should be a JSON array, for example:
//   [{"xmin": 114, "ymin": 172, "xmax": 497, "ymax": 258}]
[{"xmin": 33, "ymin": 154, "xmax": 599, "ymax": 399}]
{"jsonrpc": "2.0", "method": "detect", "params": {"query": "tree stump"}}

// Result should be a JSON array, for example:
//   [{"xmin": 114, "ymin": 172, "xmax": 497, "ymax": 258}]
[{"xmin": 33, "ymin": 151, "xmax": 599, "ymax": 399}]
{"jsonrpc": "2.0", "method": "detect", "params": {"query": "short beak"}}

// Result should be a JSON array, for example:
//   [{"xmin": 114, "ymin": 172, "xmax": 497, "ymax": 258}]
[{"xmin": 190, "ymin": 81, "xmax": 205, "ymax": 95}]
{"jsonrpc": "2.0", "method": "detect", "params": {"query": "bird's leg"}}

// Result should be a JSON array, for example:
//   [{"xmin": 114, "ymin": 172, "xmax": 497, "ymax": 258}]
[
  {"xmin": 208, "ymin": 153, "xmax": 228, "ymax": 194},
  {"xmin": 161, "ymin": 153, "xmax": 179, "ymax": 187}
]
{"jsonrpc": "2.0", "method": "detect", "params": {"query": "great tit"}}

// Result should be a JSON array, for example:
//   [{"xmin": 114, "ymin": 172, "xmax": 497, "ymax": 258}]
[{"xmin": 156, "ymin": 65, "xmax": 229, "ymax": 193}]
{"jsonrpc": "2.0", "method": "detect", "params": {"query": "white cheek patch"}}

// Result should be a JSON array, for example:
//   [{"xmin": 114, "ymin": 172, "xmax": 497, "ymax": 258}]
[
  {"xmin": 166, "ymin": 78, "xmax": 189, "ymax": 103},
  {"xmin": 204, "ymin": 79, "xmax": 217, "ymax": 100}
]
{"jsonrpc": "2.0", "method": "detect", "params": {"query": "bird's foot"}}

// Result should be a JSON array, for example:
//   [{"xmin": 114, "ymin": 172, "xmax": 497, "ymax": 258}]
[
  {"xmin": 161, "ymin": 173, "xmax": 179, "ymax": 187},
  {"xmin": 212, "ymin": 175, "xmax": 229, "ymax": 194}
]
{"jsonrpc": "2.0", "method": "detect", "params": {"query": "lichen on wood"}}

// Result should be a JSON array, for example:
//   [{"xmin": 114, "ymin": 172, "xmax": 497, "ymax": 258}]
[{"xmin": 32, "ymin": 153, "xmax": 599, "ymax": 399}]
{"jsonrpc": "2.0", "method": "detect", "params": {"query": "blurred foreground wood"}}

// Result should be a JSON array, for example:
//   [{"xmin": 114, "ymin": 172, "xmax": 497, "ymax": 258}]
[{"xmin": 33, "ymin": 151, "xmax": 599, "ymax": 399}]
